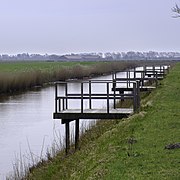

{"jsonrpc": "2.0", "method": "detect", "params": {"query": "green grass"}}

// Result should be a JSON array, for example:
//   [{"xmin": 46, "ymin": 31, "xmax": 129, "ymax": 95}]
[
  {"xmin": 0, "ymin": 61, "xmax": 97, "ymax": 72},
  {"xmin": 26, "ymin": 63, "xmax": 180, "ymax": 180},
  {"xmin": 104, "ymin": 64, "xmax": 180, "ymax": 179}
]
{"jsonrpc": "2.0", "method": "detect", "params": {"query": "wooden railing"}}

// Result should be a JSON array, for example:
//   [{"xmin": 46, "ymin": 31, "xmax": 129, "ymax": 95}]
[{"xmin": 55, "ymin": 80, "xmax": 141, "ymax": 114}]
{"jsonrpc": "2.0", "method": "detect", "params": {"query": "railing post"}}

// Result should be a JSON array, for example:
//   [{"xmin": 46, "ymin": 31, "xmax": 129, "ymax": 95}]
[
  {"xmin": 163, "ymin": 66, "xmax": 165, "ymax": 77},
  {"xmin": 167, "ymin": 65, "xmax": 170, "ymax": 74},
  {"xmin": 65, "ymin": 83, "xmax": 68, "ymax": 109},
  {"xmin": 55, "ymin": 83, "xmax": 58, "ymax": 113},
  {"xmin": 141, "ymin": 71, "xmax": 144, "ymax": 86},
  {"xmin": 112, "ymin": 71, "xmax": 115, "ymax": 80},
  {"xmin": 81, "ymin": 82, "xmax": 83, "ymax": 113},
  {"xmin": 63, "ymin": 98, "xmax": 65, "ymax": 110},
  {"xmin": 113, "ymin": 79, "xmax": 116, "ymax": 90},
  {"xmin": 155, "ymin": 71, "xmax": 158, "ymax": 87},
  {"xmin": 133, "ymin": 82, "xmax": 137, "ymax": 112},
  {"xmin": 144, "ymin": 65, "xmax": 146, "ymax": 72},
  {"xmin": 89, "ymin": 81, "xmax": 92, "ymax": 109},
  {"xmin": 160, "ymin": 65, "xmax": 162, "ymax": 72},
  {"xmin": 136, "ymin": 81, "xmax": 140, "ymax": 112},
  {"xmin": 107, "ymin": 82, "xmax": 110, "ymax": 113},
  {"xmin": 59, "ymin": 99, "xmax": 61, "ymax": 112},
  {"xmin": 128, "ymin": 71, "xmax": 131, "ymax": 87},
  {"xmin": 126, "ymin": 71, "xmax": 128, "ymax": 87},
  {"xmin": 113, "ymin": 82, "xmax": 116, "ymax": 109},
  {"xmin": 112, "ymin": 71, "xmax": 117, "ymax": 80}
]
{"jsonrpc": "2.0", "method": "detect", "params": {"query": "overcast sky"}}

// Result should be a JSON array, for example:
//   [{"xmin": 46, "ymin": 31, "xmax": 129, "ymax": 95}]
[{"xmin": 0, "ymin": 0, "xmax": 179, "ymax": 55}]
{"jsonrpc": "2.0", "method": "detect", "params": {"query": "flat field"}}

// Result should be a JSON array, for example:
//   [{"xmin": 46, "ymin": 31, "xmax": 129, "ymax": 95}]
[{"xmin": 0, "ymin": 61, "xmax": 96, "ymax": 72}]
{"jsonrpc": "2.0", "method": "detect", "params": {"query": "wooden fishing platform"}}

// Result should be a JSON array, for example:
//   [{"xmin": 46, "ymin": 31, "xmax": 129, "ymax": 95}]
[
  {"xmin": 53, "ymin": 65, "xmax": 170, "ymax": 154},
  {"xmin": 53, "ymin": 80, "xmax": 140, "ymax": 121},
  {"xmin": 55, "ymin": 108, "xmax": 133, "ymax": 123}
]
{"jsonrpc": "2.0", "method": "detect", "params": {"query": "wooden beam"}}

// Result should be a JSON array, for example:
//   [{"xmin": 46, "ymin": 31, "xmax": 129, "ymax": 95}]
[
  {"xmin": 75, "ymin": 119, "xmax": 80, "ymax": 150},
  {"xmin": 65, "ymin": 122, "xmax": 70, "ymax": 155}
]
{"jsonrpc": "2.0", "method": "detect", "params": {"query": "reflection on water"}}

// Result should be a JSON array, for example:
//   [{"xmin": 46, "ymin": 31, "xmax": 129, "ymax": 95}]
[{"xmin": 0, "ymin": 87, "xmax": 62, "ymax": 178}]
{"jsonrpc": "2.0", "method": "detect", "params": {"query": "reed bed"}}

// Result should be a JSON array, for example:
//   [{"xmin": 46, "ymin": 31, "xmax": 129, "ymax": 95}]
[{"xmin": 0, "ymin": 61, "xmax": 136, "ymax": 95}]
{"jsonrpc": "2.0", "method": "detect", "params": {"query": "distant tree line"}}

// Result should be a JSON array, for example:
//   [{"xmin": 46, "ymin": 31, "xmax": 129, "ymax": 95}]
[{"xmin": 0, "ymin": 51, "xmax": 180, "ymax": 62}]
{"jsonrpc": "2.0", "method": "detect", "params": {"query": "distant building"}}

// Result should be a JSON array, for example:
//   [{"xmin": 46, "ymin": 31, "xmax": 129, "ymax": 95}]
[{"xmin": 64, "ymin": 55, "xmax": 83, "ymax": 61}]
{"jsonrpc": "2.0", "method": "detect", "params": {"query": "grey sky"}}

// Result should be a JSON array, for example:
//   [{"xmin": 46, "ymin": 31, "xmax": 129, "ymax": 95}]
[{"xmin": 0, "ymin": 0, "xmax": 179, "ymax": 54}]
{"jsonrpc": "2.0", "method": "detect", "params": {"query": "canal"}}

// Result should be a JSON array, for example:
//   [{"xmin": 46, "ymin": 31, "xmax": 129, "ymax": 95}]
[{"xmin": 0, "ymin": 71, "xmax": 130, "ymax": 179}]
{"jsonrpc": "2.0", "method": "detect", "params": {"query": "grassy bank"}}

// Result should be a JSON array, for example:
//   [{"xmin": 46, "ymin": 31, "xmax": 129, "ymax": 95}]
[
  {"xmin": 26, "ymin": 63, "xmax": 180, "ymax": 179},
  {"xmin": 0, "ymin": 61, "xmax": 136, "ymax": 95}
]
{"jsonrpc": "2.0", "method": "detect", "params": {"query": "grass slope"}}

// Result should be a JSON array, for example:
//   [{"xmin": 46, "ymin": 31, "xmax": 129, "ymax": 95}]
[{"xmin": 29, "ymin": 63, "xmax": 180, "ymax": 180}]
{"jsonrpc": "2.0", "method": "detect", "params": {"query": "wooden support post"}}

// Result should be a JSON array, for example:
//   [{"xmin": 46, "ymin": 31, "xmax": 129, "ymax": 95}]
[
  {"xmin": 120, "ymin": 90, "xmax": 124, "ymax": 102},
  {"xmin": 75, "ymin": 119, "xmax": 79, "ymax": 150},
  {"xmin": 65, "ymin": 121, "xmax": 70, "ymax": 155},
  {"xmin": 113, "ymin": 79, "xmax": 116, "ymax": 90}
]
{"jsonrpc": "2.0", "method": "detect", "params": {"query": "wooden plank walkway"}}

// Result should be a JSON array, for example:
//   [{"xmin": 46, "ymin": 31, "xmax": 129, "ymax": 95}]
[
  {"xmin": 54, "ymin": 108, "xmax": 133, "ymax": 123},
  {"xmin": 112, "ymin": 86, "xmax": 156, "ymax": 92}
]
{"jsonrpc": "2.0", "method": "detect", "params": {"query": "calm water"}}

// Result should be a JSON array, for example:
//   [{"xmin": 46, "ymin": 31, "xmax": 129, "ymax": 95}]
[{"xmin": 0, "ymin": 72, "xmax": 125, "ymax": 179}]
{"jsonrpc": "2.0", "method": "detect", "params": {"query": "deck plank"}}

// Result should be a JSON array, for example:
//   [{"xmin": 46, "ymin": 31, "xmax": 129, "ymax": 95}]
[{"xmin": 53, "ymin": 108, "xmax": 133, "ymax": 122}]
